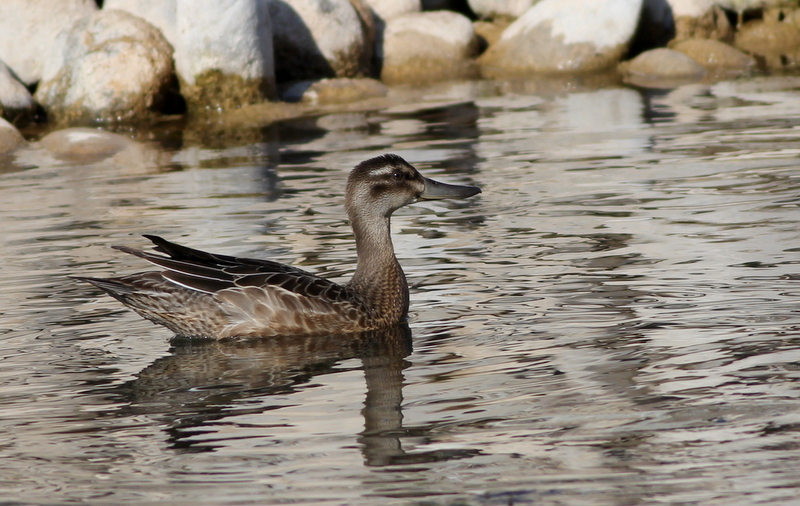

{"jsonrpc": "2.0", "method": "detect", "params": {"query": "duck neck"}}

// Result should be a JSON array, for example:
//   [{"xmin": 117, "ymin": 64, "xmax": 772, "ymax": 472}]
[{"xmin": 348, "ymin": 213, "xmax": 409, "ymax": 321}]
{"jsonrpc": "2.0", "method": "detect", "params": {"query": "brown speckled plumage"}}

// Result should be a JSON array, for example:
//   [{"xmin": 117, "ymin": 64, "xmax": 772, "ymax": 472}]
[{"xmin": 74, "ymin": 154, "xmax": 481, "ymax": 339}]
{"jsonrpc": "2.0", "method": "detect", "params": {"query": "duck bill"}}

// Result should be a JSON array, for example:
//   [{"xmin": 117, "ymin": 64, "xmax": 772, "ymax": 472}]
[{"xmin": 420, "ymin": 177, "xmax": 481, "ymax": 200}]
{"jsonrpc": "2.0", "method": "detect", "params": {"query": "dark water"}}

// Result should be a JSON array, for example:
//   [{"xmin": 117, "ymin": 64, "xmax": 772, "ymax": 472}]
[{"xmin": 2, "ymin": 76, "xmax": 800, "ymax": 505}]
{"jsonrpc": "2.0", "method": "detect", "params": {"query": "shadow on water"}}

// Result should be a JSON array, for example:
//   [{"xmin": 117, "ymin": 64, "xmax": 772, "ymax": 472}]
[{"xmin": 106, "ymin": 324, "xmax": 479, "ymax": 467}]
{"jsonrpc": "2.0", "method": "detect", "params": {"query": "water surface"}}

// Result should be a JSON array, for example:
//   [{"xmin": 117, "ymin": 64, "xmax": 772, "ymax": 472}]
[{"xmin": 2, "ymin": 76, "xmax": 800, "ymax": 504}]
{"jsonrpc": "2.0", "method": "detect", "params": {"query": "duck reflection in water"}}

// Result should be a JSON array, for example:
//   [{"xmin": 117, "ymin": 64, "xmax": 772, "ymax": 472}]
[
  {"xmin": 73, "ymin": 154, "xmax": 481, "ymax": 339},
  {"xmin": 112, "ymin": 324, "xmax": 479, "ymax": 466}
]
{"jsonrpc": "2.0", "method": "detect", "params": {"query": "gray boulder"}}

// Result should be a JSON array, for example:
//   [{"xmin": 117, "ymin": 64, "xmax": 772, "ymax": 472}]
[
  {"xmin": 175, "ymin": 0, "xmax": 276, "ymax": 110},
  {"xmin": 380, "ymin": 11, "xmax": 480, "ymax": 84},
  {"xmin": 480, "ymin": 0, "xmax": 644, "ymax": 76},
  {"xmin": 35, "ymin": 9, "xmax": 174, "ymax": 124},
  {"xmin": 0, "ymin": 60, "xmax": 36, "ymax": 125},
  {"xmin": 0, "ymin": 0, "xmax": 98, "ymax": 86},
  {"xmin": 269, "ymin": 0, "xmax": 372, "ymax": 82}
]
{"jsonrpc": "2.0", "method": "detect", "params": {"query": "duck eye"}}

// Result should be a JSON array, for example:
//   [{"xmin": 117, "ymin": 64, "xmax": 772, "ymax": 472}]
[{"xmin": 392, "ymin": 170, "xmax": 402, "ymax": 179}]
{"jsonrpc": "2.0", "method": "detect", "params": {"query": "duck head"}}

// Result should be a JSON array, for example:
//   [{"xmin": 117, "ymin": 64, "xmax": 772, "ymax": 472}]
[{"xmin": 345, "ymin": 154, "xmax": 481, "ymax": 220}]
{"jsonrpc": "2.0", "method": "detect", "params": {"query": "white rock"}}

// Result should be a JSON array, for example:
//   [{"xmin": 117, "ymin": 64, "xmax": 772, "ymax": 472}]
[
  {"xmin": 269, "ymin": 0, "xmax": 370, "ymax": 81},
  {"xmin": 103, "ymin": 0, "xmax": 177, "ymax": 45},
  {"xmin": 0, "ymin": 0, "xmax": 97, "ymax": 86},
  {"xmin": 176, "ymin": 0, "xmax": 276, "ymax": 108},
  {"xmin": 667, "ymin": 0, "xmax": 715, "ymax": 18},
  {"xmin": 365, "ymin": 0, "xmax": 420, "ymax": 21},
  {"xmin": 0, "ymin": 59, "xmax": 35, "ymax": 124},
  {"xmin": 35, "ymin": 9, "xmax": 174, "ymax": 123},
  {"xmin": 481, "ymin": 0, "xmax": 644, "ymax": 75},
  {"xmin": 380, "ymin": 11, "xmax": 479, "ymax": 84},
  {"xmin": 468, "ymin": 0, "xmax": 539, "ymax": 19}
]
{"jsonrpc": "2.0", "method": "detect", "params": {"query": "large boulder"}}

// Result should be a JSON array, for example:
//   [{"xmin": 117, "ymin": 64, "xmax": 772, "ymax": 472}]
[
  {"xmin": 480, "ymin": 0, "xmax": 644, "ymax": 76},
  {"xmin": 103, "ymin": 0, "xmax": 177, "ymax": 45},
  {"xmin": 380, "ymin": 11, "xmax": 480, "ymax": 84},
  {"xmin": 0, "ymin": 0, "xmax": 97, "ymax": 86},
  {"xmin": 269, "ymin": 0, "xmax": 372, "ymax": 82},
  {"xmin": 35, "ymin": 9, "xmax": 174, "ymax": 124},
  {"xmin": 176, "ymin": 0, "xmax": 276, "ymax": 110},
  {"xmin": 0, "ymin": 60, "xmax": 36, "ymax": 125},
  {"xmin": 468, "ymin": 0, "xmax": 539, "ymax": 20}
]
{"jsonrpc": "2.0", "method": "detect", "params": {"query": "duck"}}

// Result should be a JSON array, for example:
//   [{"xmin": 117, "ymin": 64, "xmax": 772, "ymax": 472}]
[{"xmin": 74, "ymin": 154, "xmax": 481, "ymax": 339}]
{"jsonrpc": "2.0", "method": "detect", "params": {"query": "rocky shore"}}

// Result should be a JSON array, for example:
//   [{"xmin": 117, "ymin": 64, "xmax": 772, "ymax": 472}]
[{"xmin": 0, "ymin": 0, "xmax": 797, "ymax": 149}]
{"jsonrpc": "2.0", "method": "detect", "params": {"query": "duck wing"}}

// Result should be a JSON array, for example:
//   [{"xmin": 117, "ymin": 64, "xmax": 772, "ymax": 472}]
[{"xmin": 116, "ymin": 235, "xmax": 355, "ymax": 304}]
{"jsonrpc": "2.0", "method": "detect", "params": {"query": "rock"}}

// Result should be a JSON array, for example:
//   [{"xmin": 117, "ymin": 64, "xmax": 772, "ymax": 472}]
[
  {"xmin": 671, "ymin": 38, "xmax": 756, "ymax": 71},
  {"xmin": 618, "ymin": 47, "xmax": 706, "ymax": 87},
  {"xmin": 176, "ymin": 0, "xmax": 276, "ymax": 111},
  {"xmin": 380, "ymin": 11, "xmax": 480, "ymax": 84},
  {"xmin": 667, "ymin": 0, "xmax": 733, "ymax": 42},
  {"xmin": 39, "ymin": 128, "xmax": 136, "ymax": 163},
  {"xmin": 468, "ymin": 0, "xmax": 539, "ymax": 20},
  {"xmin": 269, "ymin": 0, "xmax": 371, "ymax": 82},
  {"xmin": 734, "ymin": 8, "xmax": 800, "ymax": 70},
  {"xmin": 365, "ymin": 0, "xmax": 420, "ymax": 21},
  {"xmin": 103, "ymin": 0, "xmax": 177, "ymax": 45},
  {"xmin": 0, "ymin": 117, "xmax": 26, "ymax": 155},
  {"xmin": 35, "ymin": 9, "xmax": 174, "ymax": 124},
  {"xmin": 34, "ymin": 127, "xmax": 164, "ymax": 170},
  {"xmin": 716, "ymin": 0, "xmax": 790, "ymax": 16},
  {"xmin": 480, "ymin": 0, "xmax": 644, "ymax": 76},
  {"xmin": 473, "ymin": 19, "xmax": 511, "ymax": 46},
  {"xmin": 0, "ymin": 60, "xmax": 36, "ymax": 125},
  {"xmin": 0, "ymin": 0, "xmax": 98, "ymax": 86},
  {"xmin": 280, "ymin": 77, "xmax": 387, "ymax": 105}
]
